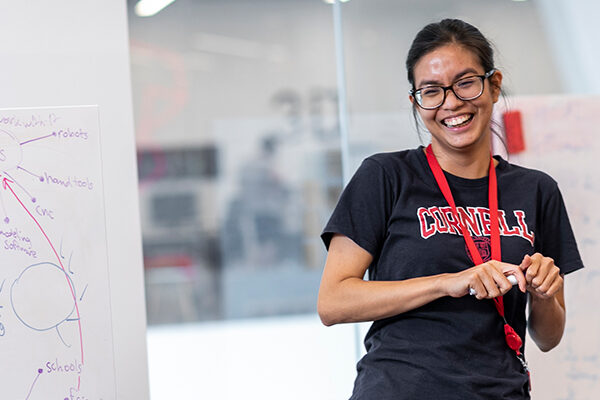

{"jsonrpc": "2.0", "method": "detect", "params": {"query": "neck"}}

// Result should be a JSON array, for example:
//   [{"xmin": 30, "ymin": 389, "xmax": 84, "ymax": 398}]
[{"xmin": 427, "ymin": 141, "xmax": 497, "ymax": 179}]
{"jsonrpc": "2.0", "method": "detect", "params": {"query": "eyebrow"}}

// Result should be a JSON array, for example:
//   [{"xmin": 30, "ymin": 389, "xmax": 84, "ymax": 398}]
[{"xmin": 416, "ymin": 68, "xmax": 480, "ymax": 88}]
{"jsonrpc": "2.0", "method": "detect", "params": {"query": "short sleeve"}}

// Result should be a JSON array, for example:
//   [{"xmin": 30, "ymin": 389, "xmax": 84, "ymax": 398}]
[
  {"xmin": 321, "ymin": 158, "xmax": 396, "ymax": 256},
  {"xmin": 539, "ymin": 186, "xmax": 584, "ymax": 275}
]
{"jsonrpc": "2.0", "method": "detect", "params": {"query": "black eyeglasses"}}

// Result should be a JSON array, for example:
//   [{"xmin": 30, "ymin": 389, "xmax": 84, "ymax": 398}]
[{"xmin": 409, "ymin": 69, "xmax": 496, "ymax": 110}]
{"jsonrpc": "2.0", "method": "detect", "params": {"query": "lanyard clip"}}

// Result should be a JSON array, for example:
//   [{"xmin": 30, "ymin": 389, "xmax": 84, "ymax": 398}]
[
  {"xmin": 516, "ymin": 353, "xmax": 529, "ymax": 372},
  {"xmin": 517, "ymin": 353, "xmax": 532, "ymax": 392}
]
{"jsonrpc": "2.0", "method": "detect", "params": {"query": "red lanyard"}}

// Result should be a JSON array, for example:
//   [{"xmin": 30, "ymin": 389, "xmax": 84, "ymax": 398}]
[{"xmin": 425, "ymin": 145, "xmax": 530, "ymax": 383}]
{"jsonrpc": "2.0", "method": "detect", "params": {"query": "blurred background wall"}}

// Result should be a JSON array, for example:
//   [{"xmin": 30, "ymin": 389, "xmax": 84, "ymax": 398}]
[{"xmin": 126, "ymin": 0, "xmax": 599, "ymax": 398}]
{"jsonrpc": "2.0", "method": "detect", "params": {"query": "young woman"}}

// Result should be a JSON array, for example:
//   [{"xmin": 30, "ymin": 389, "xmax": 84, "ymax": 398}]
[{"xmin": 318, "ymin": 19, "xmax": 583, "ymax": 399}]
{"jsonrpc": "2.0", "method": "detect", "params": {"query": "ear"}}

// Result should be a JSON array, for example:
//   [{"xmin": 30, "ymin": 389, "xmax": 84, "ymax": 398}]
[
  {"xmin": 490, "ymin": 69, "xmax": 503, "ymax": 103},
  {"xmin": 409, "ymin": 95, "xmax": 415, "ymax": 105}
]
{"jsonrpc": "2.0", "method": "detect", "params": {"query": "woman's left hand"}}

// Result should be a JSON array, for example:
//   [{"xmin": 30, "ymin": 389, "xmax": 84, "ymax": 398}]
[{"xmin": 519, "ymin": 253, "xmax": 563, "ymax": 300}]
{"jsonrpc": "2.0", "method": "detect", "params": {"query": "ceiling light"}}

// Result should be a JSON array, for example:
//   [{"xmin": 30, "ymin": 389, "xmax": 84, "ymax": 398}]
[
  {"xmin": 135, "ymin": 0, "xmax": 177, "ymax": 17},
  {"xmin": 323, "ymin": 0, "xmax": 351, "ymax": 4}
]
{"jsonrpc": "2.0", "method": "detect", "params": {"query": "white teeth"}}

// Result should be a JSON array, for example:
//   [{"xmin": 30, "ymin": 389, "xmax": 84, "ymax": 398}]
[{"xmin": 444, "ymin": 114, "xmax": 472, "ymax": 127}]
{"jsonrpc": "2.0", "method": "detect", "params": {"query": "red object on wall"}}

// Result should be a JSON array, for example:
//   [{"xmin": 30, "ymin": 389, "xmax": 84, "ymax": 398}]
[{"xmin": 502, "ymin": 110, "xmax": 525, "ymax": 154}]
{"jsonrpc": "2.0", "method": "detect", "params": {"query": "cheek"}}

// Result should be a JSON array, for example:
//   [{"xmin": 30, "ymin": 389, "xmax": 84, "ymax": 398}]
[
  {"xmin": 480, "ymin": 101, "xmax": 494, "ymax": 120},
  {"xmin": 472, "ymin": 96, "xmax": 494, "ymax": 119},
  {"xmin": 418, "ymin": 109, "xmax": 438, "ymax": 124},
  {"xmin": 479, "ymin": 89, "xmax": 497, "ymax": 108}
]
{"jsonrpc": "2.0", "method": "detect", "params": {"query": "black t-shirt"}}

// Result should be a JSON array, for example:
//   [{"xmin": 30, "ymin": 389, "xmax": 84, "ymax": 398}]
[{"xmin": 322, "ymin": 147, "xmax": 584, "ymax": 400}]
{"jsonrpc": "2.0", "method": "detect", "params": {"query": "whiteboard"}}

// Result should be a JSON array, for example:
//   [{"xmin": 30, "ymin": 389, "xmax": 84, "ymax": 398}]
[
  {"xmin": 0, "ymin": 106, "xmax": 115, "ymax": 399},
  {"xmin": 497, "ymin": 95, "xmax": 600, "ymax": 400},
  {"xmin": 0, "ymin": 2, "xmax": 148, "ymax": 398}
]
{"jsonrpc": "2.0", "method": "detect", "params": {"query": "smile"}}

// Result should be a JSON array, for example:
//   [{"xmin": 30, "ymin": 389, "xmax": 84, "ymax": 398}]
[{"xmin": 442, "ymin": 113, "xmax": 474, "ymax": 128}]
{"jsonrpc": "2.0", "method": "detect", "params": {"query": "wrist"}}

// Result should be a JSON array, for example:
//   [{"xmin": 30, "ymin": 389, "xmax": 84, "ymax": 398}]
[
  {"xmin": 528, "ymin": 291, "xmax": 559, "ymax": 307},
  {"xmin": 435, "ymin": 273, "xmax": 452, "ymax": 297}
]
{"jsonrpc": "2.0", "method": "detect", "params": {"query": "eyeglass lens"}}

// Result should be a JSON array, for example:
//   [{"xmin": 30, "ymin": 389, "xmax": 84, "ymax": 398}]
[{"xmin": 416, "ymin": 76, "xmax": 484, "ymax": 109}]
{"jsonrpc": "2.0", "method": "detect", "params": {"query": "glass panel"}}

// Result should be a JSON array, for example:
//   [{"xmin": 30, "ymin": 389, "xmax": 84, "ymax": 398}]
[{"xmin": 128, "ymin": 0, "xmax": 340, "ymax": 324}]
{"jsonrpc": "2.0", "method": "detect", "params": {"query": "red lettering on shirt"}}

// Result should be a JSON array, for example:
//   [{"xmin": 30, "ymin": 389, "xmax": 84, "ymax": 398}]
[
  {"xmin": 441, "ymin": 206, "xmax": 462, "ymax": 235},
  {"xmin": 514, "ymin": 210, "xmax": 535, "ymax": 245},
  {"xmin": 476, "ymin": 207, "xmax": 492, "ymax": 235},
  {"xmin": 430, "ymin": 206, "xmax": 449, "ymax": 233},
  {"xmin": 499, "ymin": 209, "xmax": 521, "ymax": 236},
  {"xmin": 416, "ymin": 206, "xmax": 534, "ymax": 246},
  {"xmin": 458, "ymin": 207, "xmax": 481, "ymax": 236},
  {"xmin": 417, "ymin": 207, "xmax": 436, "ymax": 239}
]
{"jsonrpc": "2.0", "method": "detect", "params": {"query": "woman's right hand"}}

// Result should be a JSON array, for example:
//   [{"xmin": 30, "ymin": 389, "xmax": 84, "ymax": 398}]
[{"xmin": 443, "ymin": 260, "xmax": 527, "ymax": 300}]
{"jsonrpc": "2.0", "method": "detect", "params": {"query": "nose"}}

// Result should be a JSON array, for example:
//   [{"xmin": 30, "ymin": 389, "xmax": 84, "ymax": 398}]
[{"xmin": 441, "ymin": 88, "xmax": 464, "ymax": 109}]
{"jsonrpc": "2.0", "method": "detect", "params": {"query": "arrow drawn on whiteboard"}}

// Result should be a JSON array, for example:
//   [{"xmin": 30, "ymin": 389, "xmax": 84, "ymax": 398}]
[
  {"xmin": 2, "ymin": 177, "xmax": 84, "ymax": 366},
  {"xmin": 19, "ymin": 132, "xmax": 55, "ymax": 146},
  {"xmin": 17, "ymin": 166, "xmax": 43, "ymax": 181},
  {"xmin": 25, "ymin": 368, "xmax": 43, "ymax": 400},
  {"xmin": 3, "ymin": 172, "xmax": 36, "ymax": 203}
]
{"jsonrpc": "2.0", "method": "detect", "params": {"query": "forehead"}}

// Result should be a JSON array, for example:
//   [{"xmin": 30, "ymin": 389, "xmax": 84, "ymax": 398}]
[{"xmin": 413, "ymin": 44, "xmax": 483, "ymax": 86}]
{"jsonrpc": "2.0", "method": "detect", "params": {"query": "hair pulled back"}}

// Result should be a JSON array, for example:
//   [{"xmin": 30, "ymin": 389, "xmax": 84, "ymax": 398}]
[{"xmin": 406, "ymin": 19, "xmax": 495, "ymax": 88}]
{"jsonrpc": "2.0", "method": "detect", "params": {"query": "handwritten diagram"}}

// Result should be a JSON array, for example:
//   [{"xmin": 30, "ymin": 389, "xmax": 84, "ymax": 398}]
[{"xmin": 0, "ymin": 106, "xmax": 115, "ymax": 399}]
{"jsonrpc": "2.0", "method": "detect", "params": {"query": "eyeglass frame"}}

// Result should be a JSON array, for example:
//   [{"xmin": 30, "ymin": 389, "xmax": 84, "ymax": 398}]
[{"xmin": 409, "ymin": 69, "xmax": 497, "ymax": 110}]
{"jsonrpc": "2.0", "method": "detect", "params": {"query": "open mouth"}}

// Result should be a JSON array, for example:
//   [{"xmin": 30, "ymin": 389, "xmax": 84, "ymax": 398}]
[{"xmin": 442, "ymin": 113, "xmax": 474, "ymax": 128}]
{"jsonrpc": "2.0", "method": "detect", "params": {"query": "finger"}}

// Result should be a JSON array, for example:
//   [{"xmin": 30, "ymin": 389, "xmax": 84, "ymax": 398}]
[
  {"xmin": 531, "ymin": 257, "xmax": 554, "ymax": 288},
  {"xmin": 497, "ymin": 261, "xmax": 527, "ymax": 293},
  {"xmin": 510, "ymin": 268, "xmax": 527, "ymax": 293},
  {"xmin": 519, "ymin": 254, "xmax": 532, "ymax": 271},
  {"xmin": 536, "ymin": 267, "xmax": 560, "ymax": 293},
  {"xmin": 543, "ymin": 275, "xmax": 564, "ymax": 298},
  {"xmin": 470, "ymin": 276, "xmax": 487, "ymax": 300},
  {"xmin": 491, "ymin": 268, "xmax": 513, "ymax": 295},
  {"xmin": 525, "ymin": 254, "xmax": 542, "ymax": 285},
  {"xmin": 479, "ymin": 269, "xmax": 501, "ymax": 299}
]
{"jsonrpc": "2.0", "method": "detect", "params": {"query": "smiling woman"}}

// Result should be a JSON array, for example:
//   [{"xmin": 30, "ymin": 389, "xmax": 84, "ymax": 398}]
[
  {"xmin": 318, "ymin": 19, "xmax": 584, "ymax": 400},
  {"xmin": 410, "ymin": 43, "xmax": 502, "ymax": 178}
]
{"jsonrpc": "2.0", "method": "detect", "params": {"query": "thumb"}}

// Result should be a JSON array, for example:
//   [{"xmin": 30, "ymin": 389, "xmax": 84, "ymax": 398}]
[{"xmin": 519, "ymin": 254, "xmax": 532, "ymax": 271}]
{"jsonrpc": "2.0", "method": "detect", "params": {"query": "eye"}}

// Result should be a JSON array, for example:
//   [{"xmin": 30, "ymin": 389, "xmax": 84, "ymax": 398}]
[
  {"xmin": 421, "ymin": 87, "xmax": 442, "ymax": 97},
  {"xmin": 456, "ymin": 77, "xmax": 478, "ymax": 88}
]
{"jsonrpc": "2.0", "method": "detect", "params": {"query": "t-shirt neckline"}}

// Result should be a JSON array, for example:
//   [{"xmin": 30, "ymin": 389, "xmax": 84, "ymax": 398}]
[{"xmin": 416, "ymin": 145, "xmax": 507, "ymax": 189}]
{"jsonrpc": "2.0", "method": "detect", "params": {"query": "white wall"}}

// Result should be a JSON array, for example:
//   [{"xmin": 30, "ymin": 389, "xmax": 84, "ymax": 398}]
[
  {"xmin": 147, "ymin": 315, "xmax": 358, "ymax": 399},
  {"xmin": 537, "ymin": 0, "xmax": 600, "ymax": 94},
  {"xmin": 0, "ymin": 1, "xmax": 149, "ymax": 399}
]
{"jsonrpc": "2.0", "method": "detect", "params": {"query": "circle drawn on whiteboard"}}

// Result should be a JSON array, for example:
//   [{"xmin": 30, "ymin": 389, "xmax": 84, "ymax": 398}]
[
  {"xmin": 10, "ymin": 262, "xmax": 76, "ymax": 331},
  {"xmin": 0, "ymin": 128, "xmax": 23, "ymax": 171}
]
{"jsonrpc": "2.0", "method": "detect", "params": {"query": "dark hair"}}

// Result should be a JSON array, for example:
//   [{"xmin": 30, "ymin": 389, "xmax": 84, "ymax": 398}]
[
  {"xmin": 406, "ymin": 19, "xmax": 505, "ymax": 145},
  {"xmin": 406, "ymin": 19, "xmax": 494, "ymax": 88}
]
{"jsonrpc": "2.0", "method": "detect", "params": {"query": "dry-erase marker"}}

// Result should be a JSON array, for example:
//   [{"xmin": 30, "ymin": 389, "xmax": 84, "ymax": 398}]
[{"xmin": 469, "ymin": 275, "xmax": 518, "ymax": 296}]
